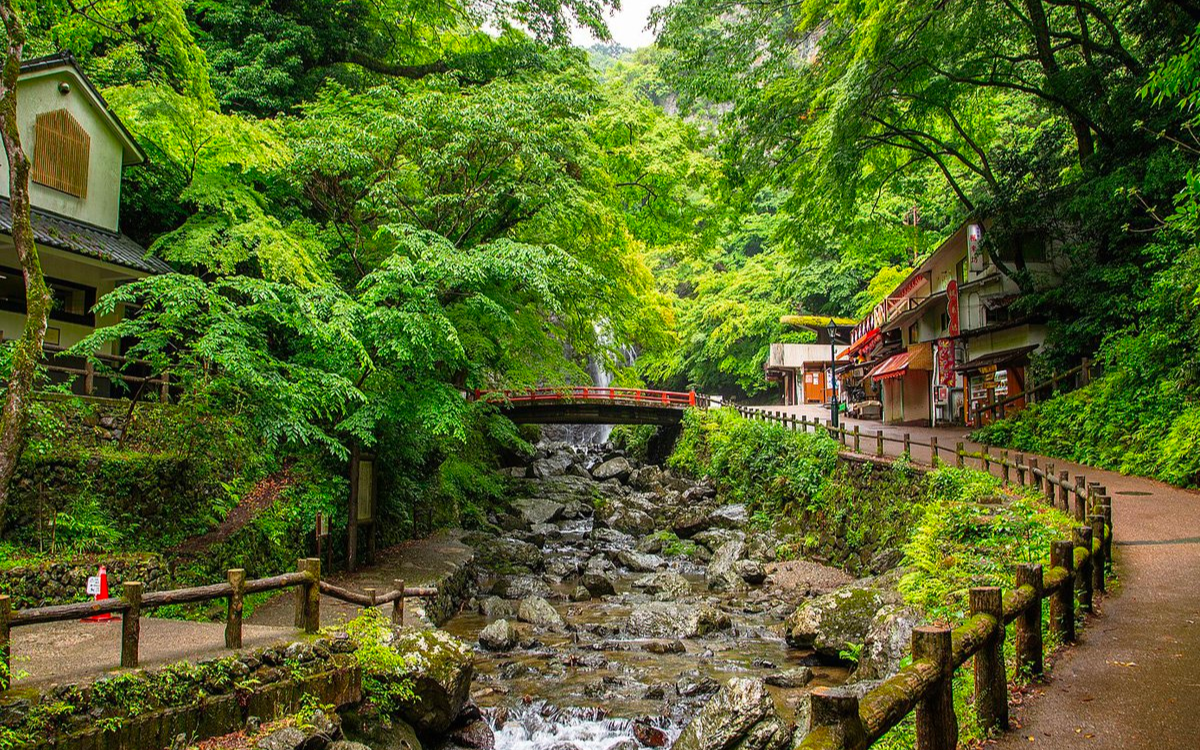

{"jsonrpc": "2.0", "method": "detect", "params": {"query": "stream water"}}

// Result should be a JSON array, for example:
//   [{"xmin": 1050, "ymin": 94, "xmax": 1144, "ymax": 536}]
[{"xmin": 442, "ymin": 441, "xmax": 853, "ymax": 750}]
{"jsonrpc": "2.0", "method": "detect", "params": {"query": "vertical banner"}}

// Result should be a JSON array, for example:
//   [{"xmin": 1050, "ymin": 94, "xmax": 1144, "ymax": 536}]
[
  {"xmin": 936, "ymin": 338, "xmax": 957, "ymax": 387},
  {"xmin": 946, "ymin": 279, "xmax": 959, "ymax": 337}
]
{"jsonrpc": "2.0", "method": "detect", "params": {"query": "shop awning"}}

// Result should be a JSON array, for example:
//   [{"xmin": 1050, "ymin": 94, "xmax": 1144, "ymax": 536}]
[
  {"xmin": 955, "ymin": 344, "xmax": 1040, "ymax": 373},
  {"xmin": 838, "ymin": 328, "xmax": 880, "ymax": 360},
  {"xmin": 867, "ymin": 352, "xmax": 912, "ymax": 381}
]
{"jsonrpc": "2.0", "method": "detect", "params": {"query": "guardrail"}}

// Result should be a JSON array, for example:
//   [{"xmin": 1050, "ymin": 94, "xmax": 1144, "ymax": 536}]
[
  {"xmin": 0, "ymin": 559, "xmax": 437, "ymax": 690},
  {"xmin": 969, "ymin": 359, "xmax": 1095, "ymax": 427},
  {"xmin": 736, "ymin": 407, "xmax": 1114, "ymax": 750},
  {"xmin": 471, "ymin": 387, "xmax": 712, "ymax": 408}
]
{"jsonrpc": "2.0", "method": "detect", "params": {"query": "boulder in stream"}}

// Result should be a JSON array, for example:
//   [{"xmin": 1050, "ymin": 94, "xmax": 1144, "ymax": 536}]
[
  {"xmin": 511, "ymin": 497, "xmax": 566, "ymax": 526},
  {"xmin": 631, "ymin": 571, "xmax": 691, "ymax": 601},
  {"xmin": 616, "ymin": 549, "xmax": 667, "ymax": 572},
  {"xmin": 592, "ymin": 456, "xmax": 634, "ymax": 481},
  {"xmin": 517, "ymin": 596, "xmax": 567, "ymax": 631},
  {"xmin": 478, "ymin": 619, "xmax": 519, "ymax": 651},
  {"xmin": 784, "ymin": 583, "xmax": 903, "ymax": 659},
  {"xmin": 672, "ymin": 678, "xmax": 791, "ymax": 750},
  {"xmin": 389, "ymin": 629, "xmax": 474, "ymax": 737},
  {"xmin": 624, "ymin": 602, "xmax": 731, "ymax": 639},
  {"xmin": 581, "ymin": 571, "xmax": 617, "ymax": 596}
]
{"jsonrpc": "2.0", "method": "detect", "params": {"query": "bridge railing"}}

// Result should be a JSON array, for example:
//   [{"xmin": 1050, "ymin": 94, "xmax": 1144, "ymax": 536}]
[
  {"xmin": 737, "ymin": 406, "xmax": 1115, "ymax": 750},
  {"xmin": 472, "ymin": 386, "xmax": 709, "ymax": 407},
  {"xmin": 0, "ymin": 559, "xmax": 436, "ymax": 689}
]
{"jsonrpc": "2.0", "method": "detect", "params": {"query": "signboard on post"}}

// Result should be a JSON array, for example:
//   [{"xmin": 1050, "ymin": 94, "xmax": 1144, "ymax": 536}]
[{"xmin": 86, "ymin": 576, "xmax": 101, "ymax": 596}]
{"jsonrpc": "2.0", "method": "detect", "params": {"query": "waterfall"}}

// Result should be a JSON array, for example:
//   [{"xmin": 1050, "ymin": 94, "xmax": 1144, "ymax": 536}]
[{"xmin": 542, "ymin": 323, "xmax": 636, "ymax": 446}]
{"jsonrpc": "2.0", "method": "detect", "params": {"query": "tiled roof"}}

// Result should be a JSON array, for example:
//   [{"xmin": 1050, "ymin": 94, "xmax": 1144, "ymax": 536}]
[{"xmin": 0, "ymin": 199, "xmax": 172, "ymax": 274}]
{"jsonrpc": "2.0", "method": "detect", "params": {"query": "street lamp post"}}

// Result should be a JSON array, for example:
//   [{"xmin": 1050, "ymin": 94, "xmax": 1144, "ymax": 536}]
[{"xmin": 827, "ymin": 319, "xmax": 839, "ymax": 429}]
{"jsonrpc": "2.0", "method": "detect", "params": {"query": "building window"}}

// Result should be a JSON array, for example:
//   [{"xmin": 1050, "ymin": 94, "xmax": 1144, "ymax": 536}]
[
  {"xmin": 908, "ymin": 322, "xmax": 920, "ymax": 345},
  {"xmin": 0, "ymin": 265, "xmax": 96, "ymax": 326},
  {"xmin": 31, "ymin": 109, "xmax": 91, "ymax": 198}
]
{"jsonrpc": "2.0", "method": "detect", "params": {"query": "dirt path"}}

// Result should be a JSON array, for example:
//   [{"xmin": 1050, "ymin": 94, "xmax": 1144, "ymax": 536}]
[
  {"xmin": 761, "ymin": 404, "xmax": 1200, "ymax": 749},
  {"xmin": 171, "ymin": 466, "xmax": 296, "ymax": 556},
  {"xmin": 246, "ymin": 529, "xmax": 473, "ymax": 628}
]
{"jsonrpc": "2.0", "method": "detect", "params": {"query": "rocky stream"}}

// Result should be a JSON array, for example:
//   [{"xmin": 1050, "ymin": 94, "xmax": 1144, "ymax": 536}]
[{"xmin": 436, "ymin": 440, "xmax": 921, "ymax": 750}]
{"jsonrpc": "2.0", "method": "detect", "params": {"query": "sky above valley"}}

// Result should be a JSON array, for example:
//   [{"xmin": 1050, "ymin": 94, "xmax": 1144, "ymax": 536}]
[{"xmin": 571, "ymin": 0, "xmax": 659, "ymax": 49}]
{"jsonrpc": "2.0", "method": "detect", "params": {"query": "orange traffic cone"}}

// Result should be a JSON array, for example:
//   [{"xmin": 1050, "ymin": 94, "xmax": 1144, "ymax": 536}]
[{"xmin": 81, "ymin": 565, "xmax": 115, "ymax": 622}]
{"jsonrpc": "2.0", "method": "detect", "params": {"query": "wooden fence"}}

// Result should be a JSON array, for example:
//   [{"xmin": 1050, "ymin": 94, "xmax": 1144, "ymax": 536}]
[
  {"xmin": 0, "ymin": 559, "xmax": 437, "ymax": 691},
  {"xmin": 736, "ymin": 407, "xmax": 1115, "ymax": 750},
  {"xmin": 969, "ymin": 359, "xmax": 1095, "ymax": 426}
]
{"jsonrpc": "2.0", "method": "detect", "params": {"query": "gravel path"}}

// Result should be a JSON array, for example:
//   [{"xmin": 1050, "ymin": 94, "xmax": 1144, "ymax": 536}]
[{"xmin": 759, "ymin": 404, "xmax": 1200, "ymax": 749}]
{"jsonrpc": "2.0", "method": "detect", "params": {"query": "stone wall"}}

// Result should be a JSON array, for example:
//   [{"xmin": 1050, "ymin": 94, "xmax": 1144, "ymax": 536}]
[{"xmin": 0, "ymin": 554, "xmax": 171, "ymax": 609}]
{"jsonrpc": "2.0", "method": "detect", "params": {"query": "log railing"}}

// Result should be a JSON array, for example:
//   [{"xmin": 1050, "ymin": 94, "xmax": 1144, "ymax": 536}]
[
  {"xmin": 735, "ymin": 406, "xmax": 1115, "ymax": 750},
  {"xmin": 0, "ymin": 559, "xmax": 437, "ymax": 690},
  {"xmin": 968, "ymin": 359, "xmax": 1095, "ymax": 427},
  {"xmin": 2, "ymin": 337, "xmax": 173, "ymax": 402}
]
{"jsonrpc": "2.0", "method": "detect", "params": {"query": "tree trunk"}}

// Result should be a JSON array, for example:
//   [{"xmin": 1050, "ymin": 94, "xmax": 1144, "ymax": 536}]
[
  {"xmin": 1022, "ymin": 0, "xmax": 1096, "ymax": 163},
  {"xmin": 0, "ymin": 1, "xmax": 53, "ymax": 521}
]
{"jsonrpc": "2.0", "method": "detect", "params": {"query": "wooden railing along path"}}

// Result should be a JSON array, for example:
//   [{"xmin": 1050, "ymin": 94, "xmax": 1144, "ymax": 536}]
[
  {"xmin": 0, "ymin": 559, "xmax": 437, "ymax": 690},
  {"xmin": 738, "ymin": 407, "xmax": 1115, "ymax": 750},
  {"xmin": 969, "ymin": 359, "xmax": 1095, "ymax": 426}
]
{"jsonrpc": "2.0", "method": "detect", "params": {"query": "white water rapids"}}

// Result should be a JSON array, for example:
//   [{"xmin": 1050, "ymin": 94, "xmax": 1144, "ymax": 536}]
[{"xmin": 488, "ymin": 702, "xmax": 680, "ymax": 750}]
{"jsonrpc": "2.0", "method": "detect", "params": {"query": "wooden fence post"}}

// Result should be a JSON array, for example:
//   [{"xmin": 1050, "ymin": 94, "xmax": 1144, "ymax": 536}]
[
  {"xmin": 1015, "ymin": 564, "xmax": 1043, "ymax": 677},
  {"xmin": 393, "ymin": 579, "xmax": 406, "ymax": 627},
  {"xmin": 913, "ymin": 626, "xmax": 957, "ymax": 750},
  {"xmin": 226, "ymin": 569, "xmax": 245, "ymax": 650},
  {"xmin": 1016, "ymin": 453, "xmax": 1026, "ymax": 485},
  {"xmin": 809, "ymin": 687, "xmax": 868, "ymax": 750},
  {"xmin": 854, "ymin": 425, "xmax": 861, "ymax": 453},
  {"xmin": 903, "ymin": 433, "xmax": 911, "ymax": 456},
  {"xmin": 970, "ymin": 587, "xmax": 1008, "ymax": 731},
  {"xmin": 930, "ymin": 436, "xmax": 938, "ymax": 464},
  {"xmin": 956, "ymin": 442, "xmax": 964, "ymax": 469},
  {"xmin": 365, "ymin": 587, "xmax": 377, "ymax": 608},
  {"xmin": 1050, "ymin": 540, "xmax": 1076, "ymax": 643},
  {"xmin": 1058, "ymin": 471, "xmax": 1070, "ymax": 511},
  {"xmin": 1001, "ymin": 451, "xmax": 1010, "ymax": 485},
  {"xmin": 877, "ymin": 430, "xmax": 884, "ymax": 457},
  {"xmin": 982, "ymin": 445, "xmax": 991, "ymax": 473},
  {"xmin": 1028, "ymin": 457, "xmax": 1039, "ymax": 489},
  {"xmin": 0, "ymin": 595, "xmax": 10, "ymax": 692},
  {"xmin": 1100, "ymin": 501, "xmax": 1114, "ymax": 572},
  {"xmin": 1089, "ymin": 515, "xmax": 1107, "ymax": 594},
  {"xmin": 121, "ymin": 581, "xmax": 143, "ymax": 669},
  {"xmin": 1074, "ymin": 526, "xmax": 1094, "ymax": 614},
  {"xmin": 1074, "ymin": 476, "xmax": 1087, "ymax": 520},
  {"xmin": 1044, "ymin": 463, "xmax": 1056, "ymax": 504},
  {"xmin": 296, "ymin": 558, "xmax": 321, "ymax": 633}
]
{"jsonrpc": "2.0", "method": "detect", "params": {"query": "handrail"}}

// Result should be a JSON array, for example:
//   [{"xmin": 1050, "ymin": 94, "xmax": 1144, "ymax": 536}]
[
  {"xmin": 0, "ymin": 561, "xmax": 438, "ymax": 689},
  {"xmin": 969, "ymin": 360, "xmax": 1093, "ymax": 426},
  {"xmin": 730, "ymin": 405, "xmax": 1116, "ymax": 750},
  {"xmin": 471, "ymin": 387, "xmax": 708, "ymax": 408},
  {"xmin": 3, "ymin": 336, "xmax": 173, "ymax": 401}
]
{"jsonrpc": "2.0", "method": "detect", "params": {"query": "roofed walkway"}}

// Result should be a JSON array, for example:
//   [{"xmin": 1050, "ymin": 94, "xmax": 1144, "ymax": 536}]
[{"xmin": 758, "ymin": 404, "xmax": 1200, "ymax": 749}]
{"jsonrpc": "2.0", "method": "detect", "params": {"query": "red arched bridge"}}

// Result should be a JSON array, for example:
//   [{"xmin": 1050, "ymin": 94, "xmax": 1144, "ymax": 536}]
[{"xmin": 470, "ymin": 387, "xmax": 712, "ymax": 425}]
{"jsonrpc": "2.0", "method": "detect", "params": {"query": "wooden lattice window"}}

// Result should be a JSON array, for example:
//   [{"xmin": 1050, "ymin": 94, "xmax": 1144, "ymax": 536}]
[{"xmin": 31, "ymin": 109, "xmax": 90, "ymax": 198}]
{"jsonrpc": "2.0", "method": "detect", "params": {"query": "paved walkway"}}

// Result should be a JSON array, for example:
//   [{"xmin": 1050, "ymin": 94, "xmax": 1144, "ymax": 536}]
[
  {"xmin": 757, "ymin": 404, "xmax": 1200, "ymax": 749},
  {"xmin": 6, "ymin": 531, "xmax": 472, "ymax": 691}
]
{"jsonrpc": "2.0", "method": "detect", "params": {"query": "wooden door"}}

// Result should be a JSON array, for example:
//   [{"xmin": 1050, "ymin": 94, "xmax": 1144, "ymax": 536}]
[{"xmin": 803, "ymin": 370, "xmax": 827, "ymax": 403}]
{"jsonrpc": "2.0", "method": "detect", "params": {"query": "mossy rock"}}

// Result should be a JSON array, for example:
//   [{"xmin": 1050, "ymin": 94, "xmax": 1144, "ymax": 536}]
[
  {"xmin": 388, "ymin": 629, "xmax": 474, "ymax": 737},
  {"xmin": 785, "ymin": 583, "xmax": 902, "ymax": 659}
]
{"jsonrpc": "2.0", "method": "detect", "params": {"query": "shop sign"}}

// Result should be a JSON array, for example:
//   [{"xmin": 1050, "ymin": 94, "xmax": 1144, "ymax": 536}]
[
  {"xmin": 947, "ymin": 280, "xmax": 959, "ymax": 337},
  {"xmin": 936, "ymin": 339, "xmax": 956, "ymax": 387}
]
